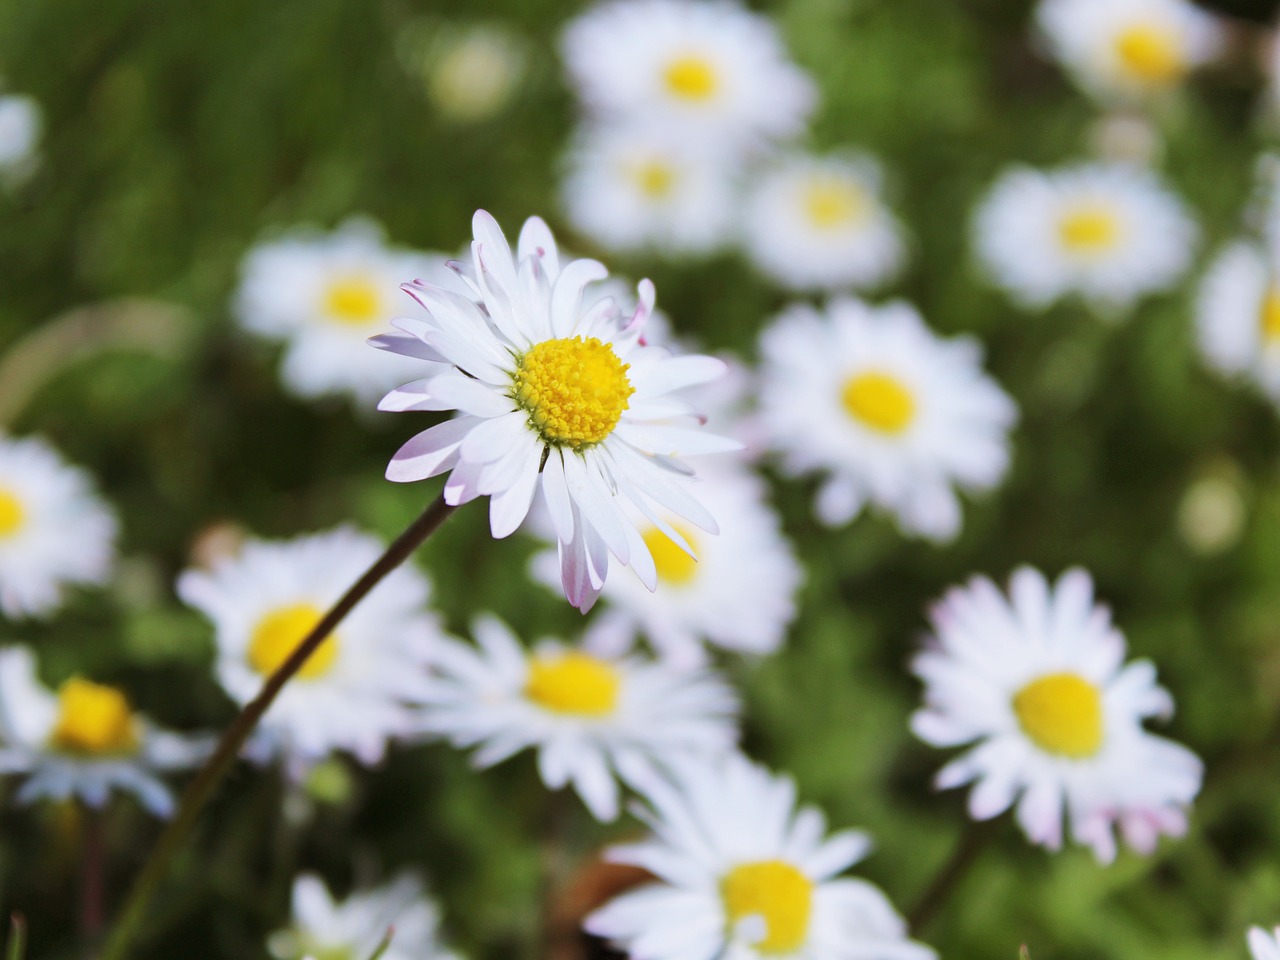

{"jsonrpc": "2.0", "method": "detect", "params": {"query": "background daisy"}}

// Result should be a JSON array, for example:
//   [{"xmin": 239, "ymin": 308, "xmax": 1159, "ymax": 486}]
[{"xmin": 1195, "ymin": 241, "xmax": 1280, "ymax": 405}]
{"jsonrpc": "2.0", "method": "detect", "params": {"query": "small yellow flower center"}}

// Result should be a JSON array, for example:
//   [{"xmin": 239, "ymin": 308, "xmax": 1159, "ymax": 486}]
[
  {"xmin": 512, "ymin": 337, "xmax": 634, "ymax": 449},
  {"xmin": 50, "ymin": 679, "xmax": 140, "ymax": 756},
  {"xmin": 0, "ymin": 488, "xmax": 25, "ymax": 538},
  {"xmin": 1260, "ymin": 288, "xmax": 1280, "ymax": 342},
  {"xmin": 1114, "ymin": 23, "xmax": 1185, "ymax": 86},
  {"xmin": 841, "ymin": 371, "xmax": 916, "ymax": 435},
  {"xmin": 803, "ymin": 177, "xmax": 867, "ymax": 230},
  {"xmin": 1012, "ymin": 672, "xmax": 1104, "ymax": 758},
  {"xmin": 1058, "ymin": 205, "xmax": 1122, "ymax": 254},
  {"xmin": 247, "ymin": 604, "xmax": 339, "ymax": 680},
  {"xmin": 641, "ymin": 524, "xmax": 700, "ymax": 585},
  {"xmin": 323, "ymin": 275, "xmax": 383, "ymax": 327},
  {"xmin": 721, "ymin": 860, "xmax": 814, "ymax": 954},
  {"xmin": 663, "ymin": 55, "xmax": 719, "ymax": 101},
  {"xmin": 525, "ymin": 652, "xmax": 621, "ymax": 717},
  {"xmin": 633, "ymin": 159, "xmax": 677, "ymax": 199}
]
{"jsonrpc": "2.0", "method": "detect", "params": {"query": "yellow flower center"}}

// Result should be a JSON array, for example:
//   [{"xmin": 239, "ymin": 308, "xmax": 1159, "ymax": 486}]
[
  {"xmin": 525, "ymin": 652, "xmax": 621, "ymax": 717},
  {"xmin": 803, "ymin": 177, "xmax": 867, "ymax": 230},
  {"xmin": 633, "ymin": 159, "xmax": 677, "ymax": 199},
  {"xmin": 512, "ymin": 337, "xmax": 634, "ymax": 449},
  {"xmin": 1012, "ymin": 672, "xmax": 1104, "ymax": 758},
  {"xmin": 247, "ymin": 604, "xmax": 339, "ymax": 680},
  {"xmin": 641, "ymin": 524, "xmax": 700, "ymax": 585},
  {"xmin": 0, "ymin": 488, "xmax": 25, "ymax": 538},
  {"xmin": 50, "ymin": 678, "xmax": 140, "ymax": 756},
  {"xmin": 663, "ymin": 55, "xmax": 719, "ymax": 101},
  {"xmin": 721, "ymin": 860, "xmax": 814, "ymax": 954},
  {"xmin": 323, "ymin": 275, "xmax": 383, "ymax": 327},
  {"xmin": 1114, "ymin": 23, "xmax": 1185, "ymax": 86},
  {"xmin": 1260, "ymin": 288, "xmax": 1280, "ymax": 342},
  {"xmin": 1058, "ymin": 205, "xmax": 1121, "ymax": 255},
  {"xmin": 841, "ymin": 371, "xmax": 916, "ymax": 435}
]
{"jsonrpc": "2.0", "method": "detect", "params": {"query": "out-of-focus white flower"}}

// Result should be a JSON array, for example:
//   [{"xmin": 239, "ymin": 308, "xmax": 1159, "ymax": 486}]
[
  {"xmin": 176, "ymin": 527, "xmax": 444, "ymax": 777},
  {"xmin": 410, "ymin": 615, "xmax": 739, "ymax": 821},
  {"xmin": 0, "ymin": 434, "xmax": 118, "ymax": 619},
  {"xmin": 0, "ymin": 647, "xmax": 208, "ymax": 816},
  {"xmin": 911, "ymin": 567, "xmax": 1204, "ymax": 863},
  {"xmin": 1176, "ymin": 468, "xmax": 1245, "ymax": 555},
  {"xmin": 0, "ymin": 94, "xmax": 40, "ymax": 181},
  {"xmin": 1195, "ymin": 241, "xmax": 1280, "ymax": 405},
  {"xmin": 974, "ymin": 162, "xmax": 1197, "ymax": 313},
  {"xmin": 425, "ymin": 24, "xmax": 526, "ymax": 122},
  {"xmin": 1249, "ymin": 927, "xmax": 1280, "ymax": 960},
  {"xmin": 586, "ymin": 754, "xmax": 935, "ymax": 960},
  {"xmin": 757, "ymin": 298, "xmax": 1016, "ymax": 542},
  {"xmin": 374, "ymin": 210, "xmax": 739, "ymax": 613},
  {"xmin": 1036, "ymin": 0, "xmax": 1223, "ymax": 103},
  {"xmin": 561, "ymin": 0, "xmax": 816, "ymax": 148},
  {"xmin": 742, "ymin": 153, "xmax": 907, "ymax": 292}
]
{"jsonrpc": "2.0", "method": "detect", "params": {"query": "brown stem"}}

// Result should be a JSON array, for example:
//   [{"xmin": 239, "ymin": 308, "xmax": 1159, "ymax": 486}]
[
  {"xmin": 906, "ymin": 820, "xmax": 993, "ymax": 933},
  {"xmin": 79, "ymin": 806, "xmax": 106, "ymax": 946}
]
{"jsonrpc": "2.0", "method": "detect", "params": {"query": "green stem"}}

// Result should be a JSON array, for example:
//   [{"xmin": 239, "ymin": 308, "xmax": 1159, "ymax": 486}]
[{"xmin": 100, "ymin": 494, "xmax": 457, "ymax": 960}]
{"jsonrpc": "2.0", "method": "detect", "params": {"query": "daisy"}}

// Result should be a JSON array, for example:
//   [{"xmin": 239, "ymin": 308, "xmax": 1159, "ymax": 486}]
[
  {"xmin": 742, "ymin": 153, "xmax": 907, "ymax": 292},
  {"xmin": 375, "ymin": 210, "xmax": 739, "ymax": 613},
  {"xmin": 0, "ymin": 647, "xmax": 208, "ymax": 816},
  {"xmin": 1249, "ymin": 927, "xmax": 1280, "ymax": 960},
  {"xmin": 176, "ymin": 526, "xmax": 444, "ymax": 776},
  {"xmin": 268, "ymin": 873, "xmax": 459, "ymax": 960},
  {"xmin": 410, "ymin": 615, "xmax": 739, "ymax": 821},
  {"xmin": 424, "ymin": 24, "xmax": 527, "ymax": 123},
  {"xmin": 0, "ymin": 93, "xmax": 40, "ymax": 181},
  {"xmin": 235, "ymin": 218, "xmax": 450, "ymax": 407},
  {"xmin": 757, "ymin": 298, "xmax": 1016, "ymax": 542},
  {"xmin": 910, "ymin": 567, "xmax": 1204, "ymax": 863},
  {"xmin": 560, "ymin": 0, "xmax": 816, "ymax": 148},
  {"xmin": 561, "ymin": 122, "xmax": 738, "ymax": 257},
  {"xmin": 0, "ymin": 433, "xmax": 118, "ymax": 619},
  {"xmin": 585, "ymin": 754, "xmax": 935, "ymax": 960},
  {"xmin": 1195, "ymin": 241, "xmax": 1280, "ymax": 405},
  {"xmin": 973, "ymin": 162, "xmax": 1197, "ymax": 313},
  {"xmin": 1036, "ymin": 0, "xmax": 1223, "ymax": 104}
]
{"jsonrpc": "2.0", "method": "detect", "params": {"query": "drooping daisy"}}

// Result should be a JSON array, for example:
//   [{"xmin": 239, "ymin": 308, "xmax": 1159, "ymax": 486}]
[
  {"xmin": 0, "ymin": 647, "xmax": 208, "ymax": 816},
  {"xmin": 176, "ymin": 527, "xmax": 444, "ymax": 776},
  {"xmin": 757, "ymin": 298, "xmax": 1016, "ymax": 542},
  {"xmin": 560, "ymin": 0, "xmax": 816, "ymax": 148},
  {"xmin": 0, "ymin": 93, "xmax": 40, "ymax": 182},
  {"xmin": 410, "ymin": 615, "xmax": 739, "ymax": 821},
  {"xmin": 911, "ymin": 567, "xmax": 1204, "ymax": 863},
  {"xmin": 375, "ymin": 210, "xmax": 739, "ymax": 612},
  {"xmin": 742, "ymin": 153, "xmax": 907, "ymax": 292},
  {"xmin": 1036, "ymin": 0, "xmax": 1223, "ymax": 104},
  {"xmin": 0, "ymin": 433, "xmax": 118, "ymax": 619},
  {"xmin": 1195, "ymin": 241, "xmax": 1280, "ymax": 405},
  {"xmin": 1249, "ymin": 926, "xmax": 1280, "ymax": 960},
  {"xmin": 268, "ymin": 873, "xmax": 460, "ymax": 960},
  {"xmin": 235, "ymin": 218, "xmax": 450, "ymax": 407},
  {"xmin": 973, "ymin": 162, "xmax": 1197, "ymax": 313},
  {"xmin": 586, "ymin": 754, "xmax": 935, "ymax": 960}
]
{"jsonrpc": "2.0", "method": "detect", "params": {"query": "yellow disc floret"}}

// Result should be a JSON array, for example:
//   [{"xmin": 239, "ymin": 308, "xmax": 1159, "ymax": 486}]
[
  {"xmin": 841, "ymin": 371, "xmax": 917, "ymax": 435},
  {"xmin": 50, "ymin": 678, "xmax": 140, "ymax": 756},
  {"xmin": 324, "ymin": 275, "xmax": 383, "ymax": 326},
  {"xmin": 1058, "ymin": 205, "xmax": 1121, "ymax": 254},
  {"xmin": 512, "ymin": 336, "xmax": 634, "ymax": 449},
  {"xmin": 633, "ymin": 159, "xmax": 677, "ymax": 199},
  {"xmin": 0, "ymin": 488, "xmax": 25, "ymax": 539},
  {"xmin": 1013, "ymin": 672, "xmax": 1105, "ymax": 758},
  {"xmin": 247, "ymin": 604, "xmax": 339, "ymax": 680},
  {"xmin": 525, "ymin": 652, "xmax": 621, "ymax": 717},
  {"xmin": 1261, "ymin": 288, "xmax": 1280, "ymax": 342},
  {"xmin": 1114, "ymin": 23, "xmax": 1185, "ymax": 87},
  {"xmin": 663, "ymin": 55, "xmax": 719, "ymax": 101},
  {"xmin": 803, "ymin": 177, "xmax": 867, "ymax": 230},
  {"xmin": 721, "ymin": 860, "xmax": 814, "ymax": 954},
  {"xmin": 642, "ymin": 524, "xmax": 700, "ymax": 586}
]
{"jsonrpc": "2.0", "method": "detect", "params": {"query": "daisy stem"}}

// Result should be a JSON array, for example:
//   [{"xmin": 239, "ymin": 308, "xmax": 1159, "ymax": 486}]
[
  {"xmin": 906, "ymin": 820, "xmax": 993, "ymax": 933},
  {"xmin": 78, "ymin": 805, "xmax": 106, "ymax": 945},
  {"xmin": 99, "ymin": 494, "xmax": 457, "ymax": 960}
]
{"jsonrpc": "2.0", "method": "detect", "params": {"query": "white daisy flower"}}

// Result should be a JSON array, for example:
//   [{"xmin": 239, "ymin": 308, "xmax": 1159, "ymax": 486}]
[
  {"xmin": 410, "ymin": 614, "xmax": 739, "ymax": 821},
  {"xmin": 1036, "ymin": 0, "xmax": 1223, "ymax": 103},
  {"xmin": 742, "ymin": 153, "xmax": 907, "ymax": 292},
  {"xmin": 425, "ymin": 24, "xmax": 527, "ymax": 123},
  {"xmin": 176, "ymin": 527, "xmax": 444, "ymax": 776},
  {"xmin": 1249, "ymin": 927, "xmax": 1280, "ymax": 960},
  {"xmin": 974, "ymin": 162, "xmax": 1197, "ymax": 313},
  {"xmin": 757, "ymin": 298, "xmax": 1016, "ymax": 542},
  {"xmin": 375, "ymin": 210, "xmax": 739, "ymax": 613},
  {"xmin": 235, "ymin": 218, "xmax": 451, "ymax": 407},
  {"xmin": 269, "ymin": 873, "xmax": 459, "ymax": 960},
  {"xmin": 586, "ymin": 754, "xmax": 935, "ymax": 960},
  {"xmin": 0, "ymin": 94, "xmax": 40, "ymax": 181},
  {"xmin": 560, "ymin": 0, "xmax": 816, "ymax": 148},
  {"xmin": 1195, "ymin": 241, "xmax": 1280, "ymax": 405},
  {"xmin": 0, "ymin": 647, "xmax": 208, "ymax": 816},
  {"xmin": 562, "ymin": 122, "xmax": 738, "ymax": 257},
  {"xmin": 0, "ymin": 433, "xmax": 118, "ymax": 619},
  {"xmin": 910, "ymin": 567, "xmax": 1204, "ymax": 863}
]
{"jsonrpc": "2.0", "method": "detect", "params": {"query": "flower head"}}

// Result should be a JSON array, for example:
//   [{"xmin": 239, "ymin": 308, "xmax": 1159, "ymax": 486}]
[
  {"xmin": 1196, "ymin": 241, "xmax": 1280, "ymax": 407},
  {"xmin": 0, "ymin": 93, "xmax": 40, "ymax": 182},
  {"xmin": 1249, "ymin": 927, "xmax": 1280, "ymax": 960}
]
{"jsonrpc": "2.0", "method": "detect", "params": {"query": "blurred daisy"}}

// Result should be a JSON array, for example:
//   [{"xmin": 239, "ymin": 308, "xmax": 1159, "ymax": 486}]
[
  {"xmin": 0, "ymin": 433, "xmax": 118, "ymax": 619},
  {"xmin": 235, "ymin": 218, "xmax": 447, "ymax": 407},
  {"xmin": 562, "ymin": 122, "xmax": 737, "ymax": 257},
  {"xmin": 561, "ymin": 0, "xmax": 816, "ymax": 148},
  {"xmin": 742, "ymin": 153, "xmax": 906, "ymax": 292},
  {"xmin": 1036, "ymin": 0, "xmax": 1223, "ymax": 103},
  {"xmin": 586, "ymin": 754, "xmax": 935, "ymax": 960},
  {"xmin": 1250, "ymin": 927, "xmax": 1280, "ymax": 960},
  {"xmin": 758, "ymin": 299, "xmax": 1016, "ymax": 542},
  {"xmin": 1195, "ymin": 242, "xmax": 1280, "ymax": 405},
  {"xmin": 0, "ymin": 647, "xmax": 207, "ymax": 816},
  {"xmin": 424, "ymin": 24, "xmax": 526, "ymax": 123},
  {"xmin": 974, "ymin": 162, "xmax": 1196, "ymax": 313},
  {"xmin": 911, "ymin": 567, "xmax": 1203, "ymax": 862},
  {"xmin": 269, "ymin": 873, "xmax": 459, "ymax": 960},
  {"xmin": 0, "ymin": 93, "xmax": 40, "ymax": 182},
  {"xmin": 410, "ymin": 615, "xmax": 739, "ymax": 821},
  {"xmin": 176, "ymin": 527, "xmax": 443, "ymax": 776},
  {"xmin": 376, "ymin": 210, "xmax": 738, "ymax": 612}
]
